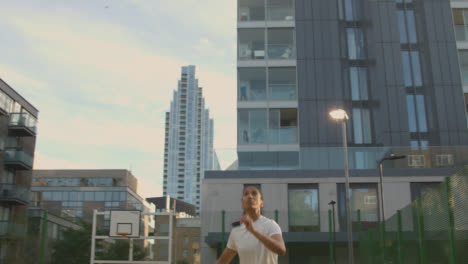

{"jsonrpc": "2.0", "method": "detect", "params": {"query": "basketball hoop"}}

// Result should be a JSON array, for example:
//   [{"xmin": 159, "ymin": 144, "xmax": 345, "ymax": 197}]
[{"xmin": 116, "ymin": 232, "xmax": 128, "ymax": 238}]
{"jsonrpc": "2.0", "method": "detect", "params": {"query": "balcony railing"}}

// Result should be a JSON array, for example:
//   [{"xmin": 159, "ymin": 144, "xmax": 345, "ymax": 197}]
[
  {"xmin": 455, "ymin": 25, "xmax": 468, "ymax": 42},
  {"xmin": 4, "ymin": 148, "xmax": 34, "ymax": 170},
  {"xmin": 269, "ymin": 83, "xmax": 296, "ymax": 100},
  {"xmin": 0, "ymin": 184, "xmax": 30, "ymax": 205},
  {"xmin": 0, "ymin": 220, "xmax": 26, "ymax": 237},
  {"xmin": 267, "ymin": 44, "xmax": 296, "ymax": 59},
  {"xmin": 8, "ymin": 113, "xmax": 37, "ymax": 136},
  {"xmin": 269, "ymin": 127, "xmax": 298, "ymax": 144}
]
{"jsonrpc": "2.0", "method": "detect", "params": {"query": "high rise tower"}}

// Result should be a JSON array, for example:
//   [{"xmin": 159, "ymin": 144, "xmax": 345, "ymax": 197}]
[{"xmin": 163, "ymin": 66, "xmax": 214, "ymax": 213}]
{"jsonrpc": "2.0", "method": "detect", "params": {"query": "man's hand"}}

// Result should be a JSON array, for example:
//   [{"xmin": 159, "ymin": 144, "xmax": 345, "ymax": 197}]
[{"xmin": 240, "ymin": 214, "xmax": 256, "ymax": 233}]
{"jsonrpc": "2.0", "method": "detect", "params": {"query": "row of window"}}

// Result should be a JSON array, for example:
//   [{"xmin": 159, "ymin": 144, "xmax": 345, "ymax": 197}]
[
  {"xmin": 32, "ymin": 177, "xmax": 123, "ymax": 187},
  {"xmin": 284, "ymin": 181, "xmax": 436, "ymax": 232},
  {"xmin": 33, "ymin": 191, "xmax": 127, "ymax": 202}
]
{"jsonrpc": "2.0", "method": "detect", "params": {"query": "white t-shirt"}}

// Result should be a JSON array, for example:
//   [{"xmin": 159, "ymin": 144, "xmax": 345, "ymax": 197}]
[{"xmin": 226, "ymin": 216, "xmax": 282, "ymax": 264}]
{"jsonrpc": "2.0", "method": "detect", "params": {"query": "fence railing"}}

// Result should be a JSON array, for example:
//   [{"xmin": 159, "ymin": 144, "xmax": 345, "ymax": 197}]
[{"xmin": 355, "ymin": 175, "xmax": 468, "ymax": 264}]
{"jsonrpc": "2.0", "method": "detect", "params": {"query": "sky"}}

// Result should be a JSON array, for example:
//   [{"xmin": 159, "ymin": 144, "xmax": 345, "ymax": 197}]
[{"xmin": 0, "ymin": 0, "xmax": 238, "ymax": 198}]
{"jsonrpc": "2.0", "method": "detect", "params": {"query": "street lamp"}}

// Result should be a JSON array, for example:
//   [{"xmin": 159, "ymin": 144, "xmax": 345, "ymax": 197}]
[
  {"xmin": 378, "ymin": 155, "xmax": 406, "ymax": 221},
  {"xmin": 329, "ymin": 109, "xmax": 353, "ymax": 264}
]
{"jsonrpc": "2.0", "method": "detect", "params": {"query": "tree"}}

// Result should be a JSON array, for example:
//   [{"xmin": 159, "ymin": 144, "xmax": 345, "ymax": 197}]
[
  {"xmin": 51, "ymin": 222, "xmax": 92, "ymax": 264},
  {"xmin": 100, "ymin": 240, "xmax": 146, "ymax": 260}
]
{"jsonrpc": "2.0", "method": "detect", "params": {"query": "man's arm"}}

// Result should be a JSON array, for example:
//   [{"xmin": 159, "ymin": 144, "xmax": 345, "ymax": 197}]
[
  {"xmin": 216, "ymin": 248, "xmax": 237, "ymax": 264},
  {"xmin": 251, "ymin": 231, "xmax": 286, "ymax": 256}
]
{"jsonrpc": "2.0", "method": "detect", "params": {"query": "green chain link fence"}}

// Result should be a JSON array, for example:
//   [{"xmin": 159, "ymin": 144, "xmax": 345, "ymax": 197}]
[{"xmin": 357, "ymin": 175, "xmax": 468, "ymax": 264}]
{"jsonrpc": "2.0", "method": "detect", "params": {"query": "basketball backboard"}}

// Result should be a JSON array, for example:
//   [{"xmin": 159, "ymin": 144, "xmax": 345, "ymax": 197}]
[{"xmin": 109, "ymin": 210, "xmax": 141, "ymax": 238}]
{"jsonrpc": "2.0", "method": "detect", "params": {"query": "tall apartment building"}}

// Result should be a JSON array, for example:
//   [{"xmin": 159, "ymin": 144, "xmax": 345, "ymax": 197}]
[
  {"xmin": 0, "ymin": 78, "xmax": 38, "ymax": 263},
  {"xmin": 163, "ymin": 66, "xmax": 215, "ymax": 214},
  {"xmin": 201, "ymin": 0, "xmax": 468, "ymax": 262}
]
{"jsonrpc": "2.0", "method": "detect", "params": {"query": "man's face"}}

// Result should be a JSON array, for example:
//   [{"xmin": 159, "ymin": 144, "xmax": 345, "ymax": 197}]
[{"xmin": 242, "ymin": 186, "xmax": 264, "ymax": 210}]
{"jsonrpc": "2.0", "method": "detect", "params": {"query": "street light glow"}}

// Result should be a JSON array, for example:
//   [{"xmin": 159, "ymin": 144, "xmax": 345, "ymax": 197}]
[{"xmin": 329, "ymin": 109, "xmax": 349, "ymax": 120}]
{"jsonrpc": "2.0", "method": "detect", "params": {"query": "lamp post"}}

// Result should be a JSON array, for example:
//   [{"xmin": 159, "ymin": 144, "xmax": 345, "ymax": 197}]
[
  {"xmin": 378, "ymin": 155, "xmax": 406, "ymax": 221},
  {"xmin": 329, "ymin": 109, "xmax": 353, "ymax": 264}
]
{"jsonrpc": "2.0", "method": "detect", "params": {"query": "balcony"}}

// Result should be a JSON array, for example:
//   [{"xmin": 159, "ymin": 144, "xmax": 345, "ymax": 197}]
[
  {"xmin": 8, "ymin": 113, "xmax": 37, "ymax": 137},
  {"xmin": 0, "ymin": 220, "xmax": 26, "ymax": 237},
  {"xmin": 4, "ymin": 148, "xmax": 34, "ymax": 170},
  {"xmin": 0, "ymin": 184, "xmax": 30, "ymax": 205}
]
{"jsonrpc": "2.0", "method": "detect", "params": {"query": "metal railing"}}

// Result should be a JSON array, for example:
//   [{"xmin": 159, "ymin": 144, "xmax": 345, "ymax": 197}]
[
  {"xmin": 9, "ymin": 112, "xmax": 37, "ymax": 133},
  {"xmin": 4, "ymin": 148, "xmax": 34, "ymax": 168},
  {"xmin": 0, "ymin": 183, "xmax": 30, "ymax": 203}
]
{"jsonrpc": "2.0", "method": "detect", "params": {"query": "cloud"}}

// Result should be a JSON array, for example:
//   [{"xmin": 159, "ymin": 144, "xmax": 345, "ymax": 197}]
[{"xmin": 0, "ymin": 1, "xmax": 238, "ymax": 190}]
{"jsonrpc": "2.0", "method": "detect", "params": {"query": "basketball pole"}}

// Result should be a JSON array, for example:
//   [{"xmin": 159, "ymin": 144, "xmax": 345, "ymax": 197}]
[
  {"xmin": 90, "ymin": 209, "xmax": 97, "ymax": 264},
  {"xmin": 129, "ymin": 238, "xmax": 134, "ymax": 261}
]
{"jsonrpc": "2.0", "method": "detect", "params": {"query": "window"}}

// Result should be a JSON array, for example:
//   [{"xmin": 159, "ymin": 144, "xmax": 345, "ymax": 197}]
[
  {"xmin": 410, "ymin": 182, "xmax": 441, "ymax": 201},
  {"xmin": 338, "ymin": 183, "xmax": 379, "ymax": 231},
  {"xmin": 268, "ymin": 67, "xmax": 296, "ymax": 100},
  {"xmin": 338, "ymin": 0, "xmax": 361, "ymax": 21},
  {"xmin": 238, "ymin": 68, "xmax": 266, "ymax": 101},
  {"xmin": 397, "ymin": 10, "xmax": 417, "ymax": 44},
  {"xmin": 183, "ymin": 235, "xmax": 188, "ymax": 244},
  {"xmin": 406, "ymin": 94, "xmax": 428, "ymax": 133},
  {"xmin": 352, "ymin": 108, "xmax": 372, "ymax": 144},
  {"xmin": 238, "ymin": 109, "xmax": 267, "ymax": 144},
  {"xmin": 453, "ymin": 9, "xmax": 468, "ymax": 41},
  {"xmin": 267, "ymin": 28, "xmax": 295, "ymax": 59},
  {"xmin": 459, "ymin": 51, "xmax": 468, "ymax": 85},
  {"xmin": 238, "ymin": 0, "xmax": 265, "ymax": 21},
  {"xmin": 401, "ymin": 51, "xmax": 422, "ymax": 87},
  {"xmin": 288, "ymin": 184, "xmax": 319, "ymax": 231},
  {"xmin": 349, "ymin": 67, "xmax": 368, "ymax": 100},
  {"xmin": 238, "ymin": 29, "xmax": 265, "ymax": 60},
  {"xmin": 193, "ymin": 236, "xmax": 199, "ymax": 243},
  {"xmin": 267, "ymin": 0, "xmax": 294, "ymax": 21},
  {"xmin": 347, "ymin": 28, "xmax": 365, "ymax": 59},
  {"xmin": 182, "ymin": 249, "xmax": 188, "ymax": 258},
  {"xmin": 269, "ymin": 108, "xmax": 298, "ymax": 144}
]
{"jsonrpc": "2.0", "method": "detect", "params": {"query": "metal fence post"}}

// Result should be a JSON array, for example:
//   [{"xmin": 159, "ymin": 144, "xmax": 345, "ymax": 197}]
[
  {"xmin": 39, "ymin": 209, "xmax": 48, "ymax": 264},
  {"xmin": 416, "ymin": 198, "xmax": 426, "ymax": 264},
  {"xmin": 358, "ymin": 210, "xmax": 363, "ymax": 264},
  {"xmin": 275, "ymin": 209, "xmax": 279, "ymax": 223},
  {"xmin": 329, "ymin": 210, "xmax": 334, "ymax": 264},
  {"xmin": 221, "ymin": 210, "xmax": 225, "ymax": 252},
  {"xmin": 445, "ymin": 177, "xmax": 456, "ymax": 264},
  {"xmin": 397, "ymin": 210, "xmax": 403, "ymax": 264},
  {"xmin": 380, "ymin": 221, "xmax": 386, "ymax": 263}
]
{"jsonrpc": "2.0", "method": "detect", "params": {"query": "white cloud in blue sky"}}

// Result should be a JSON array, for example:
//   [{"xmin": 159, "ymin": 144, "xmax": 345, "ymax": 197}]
[{"xmin": 0, "ymin": 0, "xmax": 237, "ymax": 198}]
